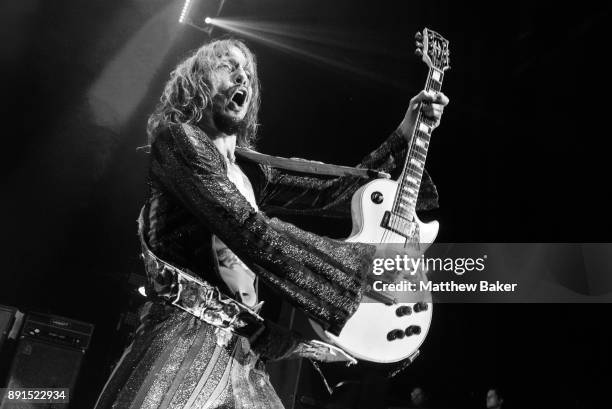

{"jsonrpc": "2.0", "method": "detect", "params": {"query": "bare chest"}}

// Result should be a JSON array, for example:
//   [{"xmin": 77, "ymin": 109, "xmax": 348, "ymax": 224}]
[
  {"xmin": 215, "ymin": 160, "xmax": 259, "ymax": 306},
  {"xmin": 225, "ymin": 162, "xmax": 257, "ymax": 209}
]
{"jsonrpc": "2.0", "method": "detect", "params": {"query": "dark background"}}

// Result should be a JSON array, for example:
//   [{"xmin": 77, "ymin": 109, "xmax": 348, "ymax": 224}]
[{"xmin": 1, "ymin": 0, "xmax": 611, "ymax": 408}]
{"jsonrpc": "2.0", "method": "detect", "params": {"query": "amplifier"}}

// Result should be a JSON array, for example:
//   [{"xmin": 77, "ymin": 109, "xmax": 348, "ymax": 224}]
[
  {"xmin": 0, "ymin": 312, "xmax": 94, "ymax": 408},
  {"xmin": 18, "ymin": 312, "xmax": 93, "ymax": 351},
  {"xmin": 0, "ymin": 306, "xmax": 17, "ymax": 353}
]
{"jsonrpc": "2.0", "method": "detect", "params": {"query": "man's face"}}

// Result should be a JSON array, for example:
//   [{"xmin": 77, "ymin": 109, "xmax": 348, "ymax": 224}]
[
  {"xmin": 208, "ymin": 45, "xmax": 253, "ymax": 134},
  {"xmin": 486, "ymin": 389, "xmax": 503, "ymax": 409}
]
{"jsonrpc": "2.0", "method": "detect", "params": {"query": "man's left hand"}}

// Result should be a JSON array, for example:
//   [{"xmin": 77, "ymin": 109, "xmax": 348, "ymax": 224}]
[{"xmin": 398, "ymin": 90, "xmax": 450, "ymax": 138}]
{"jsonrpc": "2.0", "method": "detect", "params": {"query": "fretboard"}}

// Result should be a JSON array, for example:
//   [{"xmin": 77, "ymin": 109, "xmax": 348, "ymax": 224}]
[{"xmin": 392, "ymin": 67, "xmax": 444, "ymax": 220}]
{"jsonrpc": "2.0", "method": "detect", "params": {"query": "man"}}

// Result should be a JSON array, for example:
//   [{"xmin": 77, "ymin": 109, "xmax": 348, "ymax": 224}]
[
  {"xmin": 486, "ymin": 388, "xmax": 505, "ymax": 409},
  {"xmin": 95, "ymin": 38, "xmax": 448, "ymax": 408},
  {"xmin": 410, "ymin": 386, "xmax": 429, "ymax": 408}
]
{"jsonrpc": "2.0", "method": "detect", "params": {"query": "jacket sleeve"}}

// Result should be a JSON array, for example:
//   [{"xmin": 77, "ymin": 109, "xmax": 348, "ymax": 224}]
[
  {"xmin": 149, "ymin": 124, "xmax": 375, "ymax": 335},
  {"xmin": 258, "ymin": 128, "xmax": 439, "ymax": 218}
]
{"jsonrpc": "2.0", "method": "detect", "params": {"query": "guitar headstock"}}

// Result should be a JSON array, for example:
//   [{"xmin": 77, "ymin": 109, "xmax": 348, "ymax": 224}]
[{"xmin": 415, "ymin": 28, "xmax": 451, "ymax": 71}]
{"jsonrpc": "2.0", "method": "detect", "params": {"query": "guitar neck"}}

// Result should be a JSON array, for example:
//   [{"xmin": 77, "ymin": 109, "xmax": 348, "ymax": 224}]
[{"xmin": 393, "ymin": 67, "xmax": 445, "ymax": 219}]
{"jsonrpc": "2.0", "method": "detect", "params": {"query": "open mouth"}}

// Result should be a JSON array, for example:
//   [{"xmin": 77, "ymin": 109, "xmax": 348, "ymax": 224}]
[{"xmin": 230, "ymin": 88, "xmax": 248, "ymax": 108}]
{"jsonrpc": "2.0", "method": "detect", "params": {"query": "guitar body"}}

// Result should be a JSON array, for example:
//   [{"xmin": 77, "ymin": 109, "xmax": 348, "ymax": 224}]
[
  {"xmin": 310, "ymin": 27, "xmax": 450, "ymax": 363},
  {"xmin": 311, "ymin": 178, "xmax": 438, "ymax": 363},
  {"xmin": 347, "ymin": 178, "xmax": 439, "ymax": 245}
]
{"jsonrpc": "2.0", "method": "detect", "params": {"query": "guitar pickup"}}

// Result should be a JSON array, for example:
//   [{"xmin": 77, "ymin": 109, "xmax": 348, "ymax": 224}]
[{"xmin": 381, "ymin": 211, "xmax": 417, "ymax": 239}]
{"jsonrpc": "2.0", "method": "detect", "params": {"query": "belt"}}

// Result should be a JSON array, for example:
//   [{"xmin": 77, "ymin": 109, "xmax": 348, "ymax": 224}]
[{"xmin": 137, "ymin": 209, "xmax": 266, "ymax": 342}]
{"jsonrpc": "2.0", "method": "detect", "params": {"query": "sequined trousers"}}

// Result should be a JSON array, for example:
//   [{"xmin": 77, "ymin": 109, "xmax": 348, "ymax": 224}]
[{"xmin": 94, "ymin": 302, "xmax": 285, "ymax": 409}]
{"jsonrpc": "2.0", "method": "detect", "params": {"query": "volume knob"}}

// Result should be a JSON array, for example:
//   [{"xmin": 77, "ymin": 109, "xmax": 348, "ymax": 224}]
[
  {"xmin": 387, "ymin": 329, "xmax": 406, "ymax": 341},
  {"xmin": 395, "ymin": 306, "xmax": 412, "ymax": 317},
  {"xmin": 413, "ymin": 302, "xmax": 428, "ymax": 313},
  {"xmin": 371, "ymin": 191, "xmax": 384, "ymax": 204}
]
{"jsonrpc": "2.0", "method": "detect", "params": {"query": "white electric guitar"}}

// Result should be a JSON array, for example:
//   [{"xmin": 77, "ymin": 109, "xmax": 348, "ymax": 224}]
[{"xmin": 311, "ymin": 28, "xmax": 451, "ymax": 363}]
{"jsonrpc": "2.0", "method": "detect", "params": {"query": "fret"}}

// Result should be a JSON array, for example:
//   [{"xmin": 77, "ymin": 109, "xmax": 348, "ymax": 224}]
[
  {"xmin": 413, "ymin": 147, "xmax": 428, "ymax": 158},
  {"xmin": 418, "ymin": 122, "xmax": 433, "ymax": 135},
  {"xmin": 401, "ymin": 185, "xmax": 416, "ymax": 194},
  {"xmin": 407, "ymin": 165, "xmax": 423, "ymax": 177},
  {"xmin": 406, "ymin": 168, "xmax": 423, "ymax": 179},
  {"xmin": 428, "ymin": 81, "xmax": 442, "ymax": 93},
  {"xmin": 399, "ymin": 181, "xmax": 418, "ymax": 194},
  {"xmin": 396, "ymin": 201, "xmax": 412, "ymax": 211},
  {"xmin": 414, "ymin": 136, "xmax": 430, "ymax": 149},
  {"xmin": 431, "ymin": 69, "xmax": 443, "ymax": 83},
  {"xmin": 412, "ymin": 151, "xmax": 427, "ymax": 161},
  {"xmin": 399, "ymin": 185, "xmax": 417, "ymax": 197},
  {"xmin": 414, "ymin": 137, "xmax": 428, "ymax": 149},
  {"xmin": 405, "ymin": 175, "xmax": 418, "ymax": 185},
  {"xmin": 409, "ymin": 158, "xmax": 423, "ymax": 168},
  {"xmin": 419, "ymin": 117, "xmax": 436, "ymax": 128},
  {"xmin": 395, "ymin": 199, "xmax": 415, "ymax": 210},
  {"xmin": 404, "ymin": 175, "xmax": 420, "ymax": 185},
  {"xmin": 415, "ymin": 129, "xmax": 431, "ymax": 140}
]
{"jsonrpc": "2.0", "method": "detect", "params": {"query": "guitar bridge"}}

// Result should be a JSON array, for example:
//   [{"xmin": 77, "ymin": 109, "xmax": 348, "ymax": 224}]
[{"xmin": 381, "ymin": 211, "xmax": 419, "ymax": 240}]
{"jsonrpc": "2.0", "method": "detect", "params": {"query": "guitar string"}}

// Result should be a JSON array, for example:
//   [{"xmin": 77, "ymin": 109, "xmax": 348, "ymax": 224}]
[
  {"xmin": 381, "ymin": 44, "xmax": 445, "ymax": 255},
  {"xmin": 378, "ymin": 40, "xmax": 445, "ymax": 304},
  {"xmin": 408, "ymin": 71, "xmax": 434, "ymax": 218},
  {"xmin": 384, "ymin": 66, "xmax": 441, "ymax": 254},
  {"xmin": 383, "ymin": 68, "xmax": 426, "ymax": 244},
  {"xmin": 392, "ymin": 69, "xmax": 433, "ymax": 245},
  {"xmin": 404, "ymin": 70, "xmax": 439, "ymax": 237},
  {"xmin": 381, "ymin": 69, "xmax": 429, "ymax": 246},
  {"xmin": 395, "ymin": 69, "xmax": 436, "ymax": 285}
]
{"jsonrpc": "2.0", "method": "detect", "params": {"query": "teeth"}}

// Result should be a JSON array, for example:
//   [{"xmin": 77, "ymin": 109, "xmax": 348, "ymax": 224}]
[{"xmin": 231, "ymin": 89, "xmax": 247, "ymax": 106}]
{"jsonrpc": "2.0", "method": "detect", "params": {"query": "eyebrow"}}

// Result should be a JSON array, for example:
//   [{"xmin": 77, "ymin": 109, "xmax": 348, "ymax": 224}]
[
  {"xmin": 229, "ymin": 57, "xmax": 253, "ymax": 74},
  {"xmin": 216, "ymin": 53, "xmax": 253, "ymax": 77}
]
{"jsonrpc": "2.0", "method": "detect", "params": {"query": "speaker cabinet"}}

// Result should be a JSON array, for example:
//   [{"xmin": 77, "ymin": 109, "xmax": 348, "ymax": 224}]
[
  {"xmin": 0, "ymin": 312, "xmax": 93, "ymax": 408},
  {"xmin": 0, "ymin": 306, "xmax": 17, "ymax": 353}
]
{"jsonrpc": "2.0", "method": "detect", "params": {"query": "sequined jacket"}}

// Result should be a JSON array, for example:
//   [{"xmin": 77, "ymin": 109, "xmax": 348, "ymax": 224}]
[{"xmin": 142, "ymin": 123, "xmax": 438, "ymax": 338}]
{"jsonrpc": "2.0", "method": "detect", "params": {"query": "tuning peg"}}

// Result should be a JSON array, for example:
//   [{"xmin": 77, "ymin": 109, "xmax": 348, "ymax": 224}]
[
  {"xmin": 415, "ymin": 48, "xmax": 423, "ymax": 57},
  {"xmin": 415, "ymin": 41, "xmax": 423, "ymax": 48},
  {"xmin": 415, "ymin": 31, "xmax": 423, "ymax": 41}
]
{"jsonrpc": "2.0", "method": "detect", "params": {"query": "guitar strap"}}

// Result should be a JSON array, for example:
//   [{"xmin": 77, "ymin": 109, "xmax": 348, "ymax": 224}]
[
  {"xmin": 137, "ymin": 145, "xmax": 390, "ymax": 179},
  {"xmin": 235, "ymin": 147, "xmax": 391, "ymax": 179}
]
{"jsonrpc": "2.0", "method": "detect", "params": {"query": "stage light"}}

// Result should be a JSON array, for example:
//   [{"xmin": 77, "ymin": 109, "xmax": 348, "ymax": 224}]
[
  {"xmin": 179, "ymin": 0, "xmax": 225, "ymax": 35},
  {"xmin": 137, "ymin": 286, "xmax": 147, "ymax": 297},
  {"xmin": 179, "ymin": 0, "xmax": 193, "ymax": 24}
]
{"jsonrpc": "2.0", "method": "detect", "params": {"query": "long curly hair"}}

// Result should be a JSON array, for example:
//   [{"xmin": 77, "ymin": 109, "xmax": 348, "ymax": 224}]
[{"xmin": 147, "ymin": 38, "xmax": 261, "ymax": 147}]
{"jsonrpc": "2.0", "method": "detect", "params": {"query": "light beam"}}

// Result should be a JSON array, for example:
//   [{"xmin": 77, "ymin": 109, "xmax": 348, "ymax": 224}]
[{"xmin": 207, "ymin": 18, "xmax": 407, "ymax": 88}]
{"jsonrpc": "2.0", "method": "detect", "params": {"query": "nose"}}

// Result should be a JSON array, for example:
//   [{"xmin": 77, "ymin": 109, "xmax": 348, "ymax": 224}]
[{"xmin": 233, "ymin": 68, "xmax": 248, "ymax": 85}]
